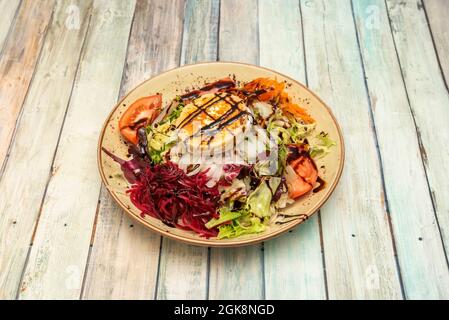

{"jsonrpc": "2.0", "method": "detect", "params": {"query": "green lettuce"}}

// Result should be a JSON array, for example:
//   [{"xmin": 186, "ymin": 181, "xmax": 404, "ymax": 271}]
[
  {"xmin": 246, "ymin": 178, "xmax": 280, "ymax": 218},
  {"xmin": 205, "ymin": 207, "xmax": 242, "ymax": 229},
  {"xmin": 309, "ymin": 131, "xmax": 336, "ymax": 158},
  {"xmin": 267, "ymin": 109, "xmax": 315, "ymax": 145},
  {"xmin": 217, "ymin": 216, "xmax": 267, "ymax": 239},
  {"xmin": 212, "ymin": 178, "xmax": 281, "ymax": 239},
  {"xmin": 146, "ymin": 103, "xmax": 183, "ymax": 164},
  {"xmin": 267, "ymin": 109, "xmax": 316, "ymax": 174}
]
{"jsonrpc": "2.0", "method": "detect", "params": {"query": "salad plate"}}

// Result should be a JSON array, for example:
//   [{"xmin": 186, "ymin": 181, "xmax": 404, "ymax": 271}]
[{"xmin": 98, "ymin": 62, "xmax": 344, "ymax": 247}]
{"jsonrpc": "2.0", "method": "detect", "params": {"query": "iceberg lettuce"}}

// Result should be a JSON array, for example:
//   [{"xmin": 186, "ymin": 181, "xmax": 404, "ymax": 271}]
[
  {"xmin": 205, "ymin": 207, "xmax": 242, "ymax": 229},
  {"xmin": 217, "ymin": 216, "xmax": 266, "ymax": 239}
]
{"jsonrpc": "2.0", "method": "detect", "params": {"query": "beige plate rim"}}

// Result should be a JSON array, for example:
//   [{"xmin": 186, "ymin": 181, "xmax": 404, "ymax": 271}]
[{"xmin": 97, "ymin": 61, "xmax": 345, "ymax": 247}]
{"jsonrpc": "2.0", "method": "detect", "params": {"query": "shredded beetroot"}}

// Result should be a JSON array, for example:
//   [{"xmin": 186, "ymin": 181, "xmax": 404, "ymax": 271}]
[{"xmin": 126, "ymin": 161, "xmax": 221, "ymax": 238}]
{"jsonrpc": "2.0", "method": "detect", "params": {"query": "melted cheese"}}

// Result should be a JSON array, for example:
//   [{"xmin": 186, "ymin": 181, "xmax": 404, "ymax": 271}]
[{"xmin": 175, "ymin": 93, "xmax": 250, "ymax": 151}]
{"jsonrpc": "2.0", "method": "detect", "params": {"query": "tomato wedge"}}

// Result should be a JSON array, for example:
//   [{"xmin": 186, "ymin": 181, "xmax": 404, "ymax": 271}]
[
  {"xmin": 119, "ymin": 94, "xmax": 162, "ymax": 145},
  {"xmin": 285, "ymin": 165, "xmax": 313, "ymax": 199},
  {"xmin": 285, "ymin": 145, "xmax": 319, "ymax": 199}
]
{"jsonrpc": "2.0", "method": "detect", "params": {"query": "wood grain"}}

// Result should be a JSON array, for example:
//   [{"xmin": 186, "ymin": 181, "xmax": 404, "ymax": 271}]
[
  {"xmin": 18, "ymin": 0, "xmax": 136, "ymax": 299},
  {"xmin": 82, "ymin": 0, "xmax": 185, "ymax": 300},
  {"xmin": 301, "ymin": 0, "xmax": 402, "ymax": 299},
  {"xmin": 208, "ymin": 0, "xmax": 263, "ymax": 300},
  {"xmin": 157, "ymin": 240, "xmax": 208, "ymax": 300},
  {"xmin": 386, "ymin": 0, "xmax": 449, "ymax": 270},
  {"xmin": 0, "ymin": 0, "xmax": 446, "ymax": 300},
  {"xmin": 353, "ymin": 0, "xmax": 449, "ymax": 299},
  {"xmin": 423, "ymin": 0, "xmax": 449, "ymax": 86},
  {"xmin": 0, "ymin": 0, "xmax": 21, "ymax": 52},
  {"xmin": 181, "ymin": 0, "xmax": 219, "ymax": 64},
  {"xmin": 259, "ymin": 0, "xmax": 326, "ymax": 300},
  {"xmin": 0, "ymin": 0, "xmax": 55, "ymax": 171},
  {"xmin": 156, "ymin": 0, "xmax": 218, "ymax": 300},
  {"xmin": 0, "ymin": 0, "xmax": 92, "ymax": 300},
  {"xmin": 218, "ymin": 0, "xmax": 258, "ymax": 64}
]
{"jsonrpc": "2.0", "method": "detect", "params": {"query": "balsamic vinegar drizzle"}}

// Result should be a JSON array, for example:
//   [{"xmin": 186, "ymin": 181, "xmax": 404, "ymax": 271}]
[
  {"xmin": 275, "ymin": 214, "xmax": 309, "ymax": 225},
  {"xmin": 177, "ymin": 92, "xmax": 254, "ymax": 145},
  {"xmin": 313, "ymin": 176, "xmax": 326, "ymax": 193},
  {"xmin": 180, "ymin": 78, "xmax": 236, "ymax": 100},
  {"xmin": 176, "ymin": 94, "xmax": 223, "ymax": 129}
]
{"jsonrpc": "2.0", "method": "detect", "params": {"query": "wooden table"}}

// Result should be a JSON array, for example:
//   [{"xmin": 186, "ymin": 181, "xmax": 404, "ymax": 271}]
[{"xmin": 0, "ymin": 0, "xmax": 448, "ymax": 300}]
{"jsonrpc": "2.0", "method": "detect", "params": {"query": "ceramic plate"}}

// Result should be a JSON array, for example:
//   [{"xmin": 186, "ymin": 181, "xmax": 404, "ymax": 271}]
[{"xmin": 97, "ymin": 62, "xmax": 344, "ymax": 247}]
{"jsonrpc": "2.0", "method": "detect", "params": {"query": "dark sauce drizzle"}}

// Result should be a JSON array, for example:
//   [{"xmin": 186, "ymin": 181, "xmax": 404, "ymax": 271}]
[
  {"xmin": 177, "ymin": 92, "xmax": 255, "ymax": 146},
  {"xmin": 180, "ymin": 78, "xmax": 236, "ymax": 100},
  {"xmin": 313, "ymin": 176, "xmax": 326, "ymax": 193}
]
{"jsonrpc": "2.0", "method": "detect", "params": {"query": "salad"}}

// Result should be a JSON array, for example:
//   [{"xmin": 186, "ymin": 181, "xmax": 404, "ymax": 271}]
[{"xmin": 103, "ymin": 77, "xmax": 335, "ymax": 239}]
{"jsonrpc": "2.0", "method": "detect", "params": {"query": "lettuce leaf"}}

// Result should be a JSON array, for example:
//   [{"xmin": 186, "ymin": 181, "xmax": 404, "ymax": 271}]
[
  {"xmin": 146, "ymin": 104, "xmax": 183, "ymax": 164},
  {"xmin": 213, "ymin": 178, "xmax": 281, "ymax": 239},
  {"xmin": 246, "ymin": 178, "xmax": 281, "ymax": 218},
  {"xmin": 205, "ymin": 207, "xmax": 242, "ymax": 229},
  {"xmin": 267, "ymin": 109, "xmax": 315, "ymax": 174},
  {"xmin": 267, "ymin": 109, "xmax": 315, "ymax": 145},
  {"xmin": 246, "ymin": 182, "xmax": 272, "ymax": 218},
  {"xmin": 309, "ymin": 131, "xmax": 336, "ymax": 158},
  {"xmin": 217, "ymin": 216, "xmax": 266, "ymax": 239}
]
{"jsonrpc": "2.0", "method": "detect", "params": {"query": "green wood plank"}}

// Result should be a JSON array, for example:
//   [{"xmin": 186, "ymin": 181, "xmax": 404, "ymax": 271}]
[
  {"xmin": 300, "ymin": 0, "xmax": 402, "ymax": 299},
  {"xmin": 82, "ymin": 0, "xmax": 185, "ymax": 299},
  {"xmin": 156, "ymin": 0, "xmax": 218, "ymax": 300},
  {"xmin": 387, "ymin": 0, "xmax": 449, "ymax": 275},
  {"xmin": 18, "ymin": 0, "xmax": 136, "ymax": 299},
  {"xmin": 353, "ymin": 0, "xmax": 449, "ymax": 300},
  {"xmin": 259, "ymin": 0, "xmax": 326, "ymax": 300},
  {"xmin": 208, "ymin": 0, "xmax": 263, "ymax": 300},
  {"xmin": 0, "ymin": 0, "xmax": 92, "ymax": 300},
  {"xmin": 181, "ymin": 0, "xmax": 219, "ymax": 64}
]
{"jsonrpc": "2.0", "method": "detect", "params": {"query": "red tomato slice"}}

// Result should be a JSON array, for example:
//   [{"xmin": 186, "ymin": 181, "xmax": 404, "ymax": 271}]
[
  {"xmin": 285, "ymin": 165, "xmax": 312, "ymax": 199},
  {"xmin": 290, "ymin": 156, "xmax": 318, "ymax": 185},
  {"xmin": 285, "ymin": 154, "xmax": 318, "ymax": 199},
  {"xmin": 119, "ymin": 94, "xmax": 162, "ymax": 145}
]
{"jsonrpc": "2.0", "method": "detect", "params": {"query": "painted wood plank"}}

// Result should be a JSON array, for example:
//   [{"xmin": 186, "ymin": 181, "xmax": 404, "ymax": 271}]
[
  {"xmin": 208, "ymin": 0, "xmax": 263, "ymax": 300},
  {"xmin": 82, "ymin": 0, "xmax": 185, "ymax": 300},
  {"xmin": 156, "ymin": 0, "xmax": 218, "ymax": 300},
  {"xmin": 218, "ymin": 0, "xmax": 258, "ymax": 64},
  {"xmin": 300, "ymin": 0, "xmax": 402, "ymax": 299},
  {"xmin": 423, "ymin": 0, "xmax": 449, "ymax": 86},
  {"xmin": 0, "ymin": 0, "xmax": 21, "ymax": 52},
  {"xmin": 0, "ymin": 0, "xmax": 92, "ymax": 300},
  {"xmin": 259, "ymin": 0, "xmax": 326, "ymax": 300},
  {"xmin": 353, "ymin": 0, "xmax": 449, "ymax": 299},
  {"xmin": 18, "ymin": 0, "xmax": 136, "ymax": 299},
  {"xmin": 386, "ymin": 0, "xmax": 449, "ymax": 270},
  {"xmin": 0, "ymin": 0, "xmax": 55, "ymax": 172},
  {"xmin": 180, "ymin": 0, "xmax": 219, "ymax": 64}
]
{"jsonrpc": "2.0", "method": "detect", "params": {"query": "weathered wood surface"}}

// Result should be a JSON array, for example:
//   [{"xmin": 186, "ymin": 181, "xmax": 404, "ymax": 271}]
[
  {"xmin": 82, "ymin": 0, "xmax": 185, "ymax": 300},
  {"xmin": 353, "ymin": 0, "xmax": 449, "ymax": 300},
  {"xmin": 423, "ymin": 0, "xmax": 449, "ymax": 86},
  {"xmin": 18, "ymin": 0, "xmax": 136, "ymax": 299},
  {"xmin": 301, "ymin": 0, "xmax": 402, "ymax": 299},
  {"xmin": 0, "ymin": 0, "xmax": 92, "ymax": 299},
  {"xmin": 385, "ymin": 0, "xmax": 449, "ymax": 269},
  {"xmin": 0, "ymin": 0, "xmax": 448, "ymax": 300},
  {"xmin": 0, "ymin": 0, "xmax": 21, "ymax": 51},
  {"xmin": 0, "ymin": 0, "xmax": 55, "ymax": 171}
]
